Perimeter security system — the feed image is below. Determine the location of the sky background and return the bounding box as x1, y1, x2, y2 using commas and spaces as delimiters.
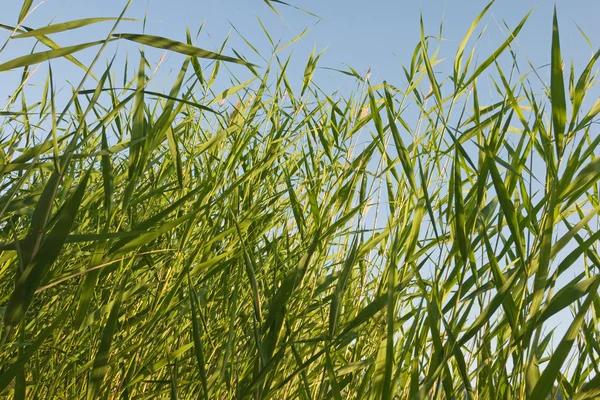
1, 0, 600, 101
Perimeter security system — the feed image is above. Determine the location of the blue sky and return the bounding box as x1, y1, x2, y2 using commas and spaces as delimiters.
1, 0, 599, 100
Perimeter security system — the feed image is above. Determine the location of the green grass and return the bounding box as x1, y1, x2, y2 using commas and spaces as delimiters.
0, 1, 600, 398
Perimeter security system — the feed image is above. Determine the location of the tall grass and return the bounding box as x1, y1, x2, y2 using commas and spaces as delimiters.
1, 1, 600, 398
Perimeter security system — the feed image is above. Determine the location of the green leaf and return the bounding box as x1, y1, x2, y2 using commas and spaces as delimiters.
17, 0, 33, 24
208, 78, 255, 106
454, 1, 494, 87
0, 40, 109, 72
13, 18, 137, 38
550, 7, 567, 156
113, 33, 253, 66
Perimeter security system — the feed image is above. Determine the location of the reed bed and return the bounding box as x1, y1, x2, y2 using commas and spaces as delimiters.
0, 1, 600, 398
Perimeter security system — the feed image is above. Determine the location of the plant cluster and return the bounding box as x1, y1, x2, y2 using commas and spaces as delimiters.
0, 1, 599, 399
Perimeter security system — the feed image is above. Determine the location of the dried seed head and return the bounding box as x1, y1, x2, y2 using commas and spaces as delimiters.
360, 106, 369, 119
230, 99, 242, 120
153, 52, 167, 75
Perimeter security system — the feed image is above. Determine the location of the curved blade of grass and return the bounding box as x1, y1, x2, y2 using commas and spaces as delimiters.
13, 18, 138, 38
113, 33, 253, 66
0, 40, 110, 72
17, 0, 34, 24
208, 78, 255, 106
454, 1, 494, 87
0, 23, 95, 78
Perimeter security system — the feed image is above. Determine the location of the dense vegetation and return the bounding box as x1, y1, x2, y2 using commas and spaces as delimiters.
0, 1, 600, 398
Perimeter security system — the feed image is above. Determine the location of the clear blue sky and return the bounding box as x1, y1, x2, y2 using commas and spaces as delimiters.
1, 0, 599, 101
